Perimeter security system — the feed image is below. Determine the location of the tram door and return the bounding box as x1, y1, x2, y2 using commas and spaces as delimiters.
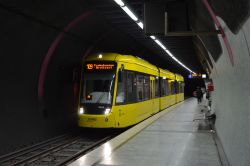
150, 76, 158, 114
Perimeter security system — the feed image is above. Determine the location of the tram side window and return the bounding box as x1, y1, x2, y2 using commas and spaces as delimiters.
136, 74, 144, 101
178, 82, 182, 93
166, 79, 169, 96
180, 82, 185, 93
176, 82, 179, 94
168, 80, 172, 95
161, 78, 168, 96
171, 81, 176, 94
116, 71, 126, 104
161, 79, 168, 96
126, 71, 137, 103
144, 75, 150, 100
155, 77, 160, 97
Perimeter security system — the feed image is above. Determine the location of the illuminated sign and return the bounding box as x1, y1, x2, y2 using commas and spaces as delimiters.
189, 73, 207, 79
192, 73, 198, 77
85, 63, 115, 71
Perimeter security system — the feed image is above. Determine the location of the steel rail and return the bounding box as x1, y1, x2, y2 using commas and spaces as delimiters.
55, 135, 113, 166
0, 133, 71, 164
11, 137, 80, 166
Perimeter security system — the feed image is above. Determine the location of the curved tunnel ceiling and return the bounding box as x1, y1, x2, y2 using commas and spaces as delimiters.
87, 0, 206, 76
87, 0, 250, 76
0, 0, 209, 77
1, 0, 245, 78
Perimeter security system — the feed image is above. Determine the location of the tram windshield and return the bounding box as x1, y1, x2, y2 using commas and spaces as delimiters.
81, 72, 115, 105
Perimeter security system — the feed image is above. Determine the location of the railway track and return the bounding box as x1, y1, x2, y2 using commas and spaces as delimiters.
0, 130, 119, 166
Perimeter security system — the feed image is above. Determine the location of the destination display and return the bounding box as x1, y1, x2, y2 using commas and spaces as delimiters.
85, 63, 116, 71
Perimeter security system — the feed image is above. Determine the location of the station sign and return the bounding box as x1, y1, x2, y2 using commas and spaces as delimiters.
188, 73, 207, 79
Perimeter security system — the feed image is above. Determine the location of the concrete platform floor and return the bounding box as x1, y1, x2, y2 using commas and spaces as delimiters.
70, 98, 221, 166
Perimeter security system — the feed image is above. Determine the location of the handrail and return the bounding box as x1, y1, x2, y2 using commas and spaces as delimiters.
202, 0, 234, 66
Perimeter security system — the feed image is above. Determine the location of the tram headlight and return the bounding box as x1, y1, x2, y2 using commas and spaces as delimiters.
98, 54, 103, 58
104, 108, 111, 115
79, 107, 85, 114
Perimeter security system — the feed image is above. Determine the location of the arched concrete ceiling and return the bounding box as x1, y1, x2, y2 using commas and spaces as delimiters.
85, 0, 250, 75
0, 0, 206, 78
88, 0, 204, 76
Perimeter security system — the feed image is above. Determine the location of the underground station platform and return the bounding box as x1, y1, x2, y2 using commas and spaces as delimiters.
69, 98, 222, 166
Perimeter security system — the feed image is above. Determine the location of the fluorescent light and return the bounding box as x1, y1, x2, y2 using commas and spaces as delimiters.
121, 6, 138, 21
164, 49, 195, 73
164, 50, 173, 57
150, 35, 156, 40
114, 0, 125, 6
154, 40, 166, 50
112, 0, 196, 74
172, 56, 178, 61
137, 22, 143, 29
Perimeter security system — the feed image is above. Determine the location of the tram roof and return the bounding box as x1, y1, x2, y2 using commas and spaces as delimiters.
85, 53, 182, 79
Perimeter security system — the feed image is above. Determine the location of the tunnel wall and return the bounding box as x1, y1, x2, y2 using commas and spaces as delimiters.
0, 1, 91, 154
210, 18, 250, 166
0, 0, 160, 155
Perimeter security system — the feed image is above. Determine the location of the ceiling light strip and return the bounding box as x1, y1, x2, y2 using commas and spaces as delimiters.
113, 0, 196, 74
137, 22, 143, 29
154, 40, 166, 50
121, 6, 138, 21
150, 35, 156, 40
114, 0, 125, 6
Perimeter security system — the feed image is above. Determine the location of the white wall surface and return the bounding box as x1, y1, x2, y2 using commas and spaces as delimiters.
210, 18, 250, 166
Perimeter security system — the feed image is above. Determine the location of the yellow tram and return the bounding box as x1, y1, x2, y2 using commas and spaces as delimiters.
78, 53, 184, 128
